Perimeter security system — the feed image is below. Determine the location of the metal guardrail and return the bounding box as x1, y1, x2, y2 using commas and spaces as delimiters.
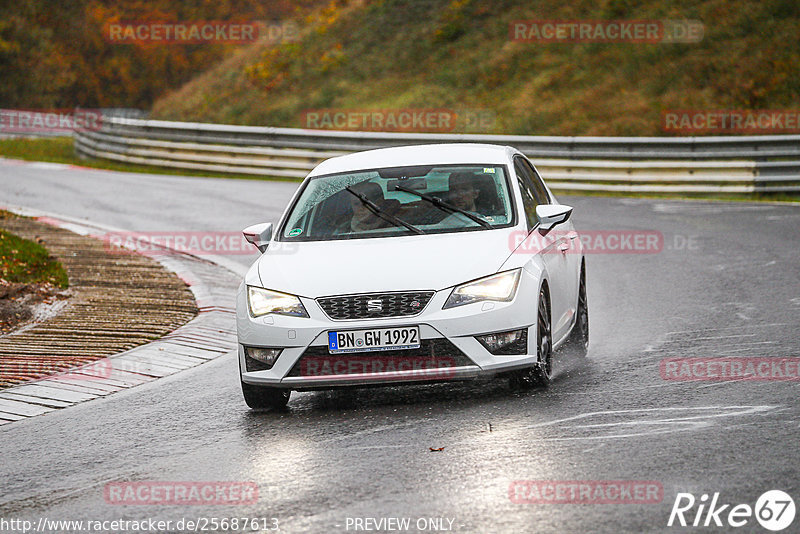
74, 117, 800, 194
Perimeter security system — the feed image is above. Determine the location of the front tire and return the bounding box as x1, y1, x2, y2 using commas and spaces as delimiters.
241, 381, 290, 410
509, 287, 553, 388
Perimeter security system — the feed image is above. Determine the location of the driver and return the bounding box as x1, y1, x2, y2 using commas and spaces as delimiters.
339, 181, 387, 233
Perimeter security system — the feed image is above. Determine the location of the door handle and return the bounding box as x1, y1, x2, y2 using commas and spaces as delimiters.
558, 243, 570, 253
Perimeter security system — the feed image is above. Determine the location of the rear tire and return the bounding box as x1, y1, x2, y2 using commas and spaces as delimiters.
241, 381, 290, 410
509, 287, 553, 389
567, 262, 589, 356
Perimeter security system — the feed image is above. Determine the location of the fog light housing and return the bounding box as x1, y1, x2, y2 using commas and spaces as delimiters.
475, 328, 528, 355
244, 346, 283, 371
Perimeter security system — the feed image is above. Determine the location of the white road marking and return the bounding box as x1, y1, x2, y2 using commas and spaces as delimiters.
663, 323, 787, 336
707, 346, 784, 354
27, 162, 70, 170
526, 405, 778, 441
688, 333, 756, 341
708, 341, 776, 347
695, 380, 759, 389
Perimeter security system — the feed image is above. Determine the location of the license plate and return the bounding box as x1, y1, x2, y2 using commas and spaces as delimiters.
328, 326, 420, 354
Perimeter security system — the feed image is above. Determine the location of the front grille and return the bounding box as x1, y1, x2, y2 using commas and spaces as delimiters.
287, 338, 474, 377
317, 291, 435, 320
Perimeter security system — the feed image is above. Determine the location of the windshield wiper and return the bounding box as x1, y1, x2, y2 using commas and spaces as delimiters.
344, 187, 425, 235
392, 184, 492, 229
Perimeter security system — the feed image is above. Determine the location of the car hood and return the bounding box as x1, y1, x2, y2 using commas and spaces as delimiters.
255, 229, 516, 297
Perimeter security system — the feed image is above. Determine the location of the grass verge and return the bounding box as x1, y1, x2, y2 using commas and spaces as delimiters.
0, 211, 68, 288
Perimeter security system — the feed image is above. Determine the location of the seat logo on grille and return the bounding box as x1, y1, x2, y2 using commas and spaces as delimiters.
367, 299, 383, 312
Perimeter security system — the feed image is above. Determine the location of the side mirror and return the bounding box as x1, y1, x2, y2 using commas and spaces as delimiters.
242, 222, 273, 253
536, 204, 573, 232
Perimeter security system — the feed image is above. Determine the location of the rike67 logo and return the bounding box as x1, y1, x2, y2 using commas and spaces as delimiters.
668, 490, 795, 531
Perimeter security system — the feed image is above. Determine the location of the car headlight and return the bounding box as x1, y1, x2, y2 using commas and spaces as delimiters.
247, 286, 309, 318
443, 269, 522, 309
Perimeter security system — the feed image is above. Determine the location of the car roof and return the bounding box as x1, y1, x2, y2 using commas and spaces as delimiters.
308, 143, 521, 177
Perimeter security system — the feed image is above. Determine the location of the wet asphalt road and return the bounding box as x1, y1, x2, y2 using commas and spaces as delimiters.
1, 161, 799, 533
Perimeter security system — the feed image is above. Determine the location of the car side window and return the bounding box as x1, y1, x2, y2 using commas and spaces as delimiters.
520, 157, 550, 205
514, 157, 539, 229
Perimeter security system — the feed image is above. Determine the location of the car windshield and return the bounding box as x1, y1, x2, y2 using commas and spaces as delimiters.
280, 164, 514, 241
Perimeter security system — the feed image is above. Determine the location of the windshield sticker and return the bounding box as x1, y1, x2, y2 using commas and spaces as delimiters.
288, 228, 303, 237
483, 167, 495, 174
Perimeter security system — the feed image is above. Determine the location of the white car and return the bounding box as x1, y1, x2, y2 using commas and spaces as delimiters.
236, 144, 588, 409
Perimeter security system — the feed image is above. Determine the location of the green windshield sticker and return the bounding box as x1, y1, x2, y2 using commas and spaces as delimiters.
483, 167, 495, 173
288, 228, 303, 237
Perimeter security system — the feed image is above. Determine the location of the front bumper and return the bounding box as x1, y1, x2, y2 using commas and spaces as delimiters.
236, 275, 539, 389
